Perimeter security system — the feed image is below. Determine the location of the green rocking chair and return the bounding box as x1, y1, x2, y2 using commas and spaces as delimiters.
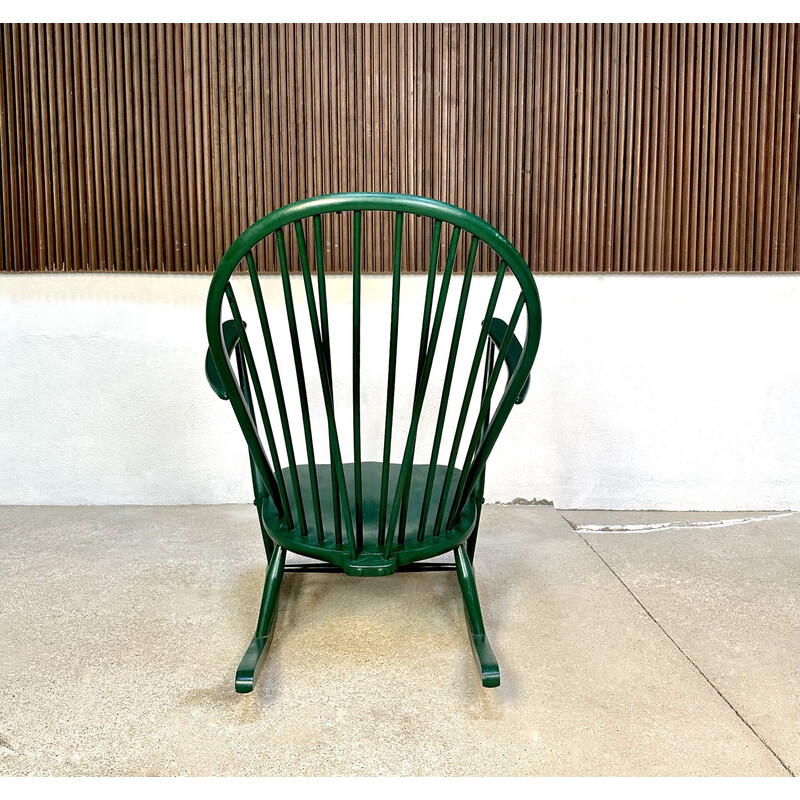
205, 193, 542, 692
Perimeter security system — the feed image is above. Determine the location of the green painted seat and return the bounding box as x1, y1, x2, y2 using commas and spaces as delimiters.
261, 462, 476, 574
205, 192, 542, 692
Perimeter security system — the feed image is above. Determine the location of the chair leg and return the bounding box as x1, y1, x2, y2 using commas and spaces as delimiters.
465, 504, 483, 562
454, 544, 500, 688
255, 507, 276, 561
235, 546, 286, 693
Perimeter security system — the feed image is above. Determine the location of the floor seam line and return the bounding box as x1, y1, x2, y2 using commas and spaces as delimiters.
569, 521, 795, 777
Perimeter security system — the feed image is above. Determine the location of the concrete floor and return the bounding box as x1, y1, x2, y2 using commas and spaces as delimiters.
0, 504, 796, 776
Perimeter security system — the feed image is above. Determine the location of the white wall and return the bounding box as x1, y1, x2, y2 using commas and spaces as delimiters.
1, 272, 798, 510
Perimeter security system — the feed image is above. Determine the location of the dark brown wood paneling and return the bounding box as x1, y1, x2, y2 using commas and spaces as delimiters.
0, 22, 797, 272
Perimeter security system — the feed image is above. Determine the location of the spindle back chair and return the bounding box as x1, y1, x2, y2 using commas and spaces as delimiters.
205, 193, 542, 692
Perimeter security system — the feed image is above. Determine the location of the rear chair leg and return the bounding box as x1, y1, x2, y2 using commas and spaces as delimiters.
465, 503, 483, 561
236, 546, 286, 693
454, 544, 500, 688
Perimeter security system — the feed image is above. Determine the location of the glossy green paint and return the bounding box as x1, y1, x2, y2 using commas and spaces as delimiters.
446, 295, 528, 530
260, 462, 477, 575
455, 544, 500, 687
204, 192, 542, 692
488, 317, 531, 404
235, 545, 286, 693
204, 319, 242, 400
425, 266, 507, 543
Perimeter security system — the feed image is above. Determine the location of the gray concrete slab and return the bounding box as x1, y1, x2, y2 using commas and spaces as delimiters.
0, 505, 791, 776
570, 509, 799, 775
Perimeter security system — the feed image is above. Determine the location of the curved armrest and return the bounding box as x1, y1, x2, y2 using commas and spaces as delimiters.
487, 318, 530, 404
205, 320, 244, 400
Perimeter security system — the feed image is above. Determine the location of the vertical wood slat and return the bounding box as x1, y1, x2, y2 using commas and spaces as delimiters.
0, 22, 797, 272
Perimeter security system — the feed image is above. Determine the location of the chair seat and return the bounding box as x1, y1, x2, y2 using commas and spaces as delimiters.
260, 461, 478, 574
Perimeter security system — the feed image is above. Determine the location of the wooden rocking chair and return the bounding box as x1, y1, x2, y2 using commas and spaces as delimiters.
205, 193, 542, 692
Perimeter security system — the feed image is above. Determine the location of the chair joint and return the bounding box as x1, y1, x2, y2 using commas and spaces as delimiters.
342, 553, 399, 577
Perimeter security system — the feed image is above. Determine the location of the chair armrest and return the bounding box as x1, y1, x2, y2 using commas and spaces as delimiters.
205, 320, 245, 400
487, 317, 530, 404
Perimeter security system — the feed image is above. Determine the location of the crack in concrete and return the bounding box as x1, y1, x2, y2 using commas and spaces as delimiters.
566, 516, 795, 777
563, 511, 798, 535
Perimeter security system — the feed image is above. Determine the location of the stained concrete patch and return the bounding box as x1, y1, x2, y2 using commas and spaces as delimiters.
561, 510, 795, 530
573, 509, 799, 775
563, 511, 798, 535
0, 504, 792, 776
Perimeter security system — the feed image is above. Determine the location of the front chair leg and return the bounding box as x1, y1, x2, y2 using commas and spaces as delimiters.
454, 544, 500, 688
235, 546, 286, 693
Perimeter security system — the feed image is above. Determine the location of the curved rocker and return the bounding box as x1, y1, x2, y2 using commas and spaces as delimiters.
455, 544, 500, 688
235, 546, 286, 693
204, 193, 542, 692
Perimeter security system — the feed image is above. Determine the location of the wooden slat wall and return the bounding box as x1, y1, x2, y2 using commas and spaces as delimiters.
0, 22, 798, 273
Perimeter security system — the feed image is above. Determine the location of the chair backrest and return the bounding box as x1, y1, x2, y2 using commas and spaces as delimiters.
206, 192, 542, 561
